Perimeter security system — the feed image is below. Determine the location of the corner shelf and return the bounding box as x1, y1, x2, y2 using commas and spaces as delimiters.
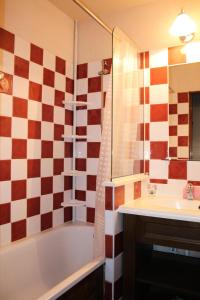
62, 134, 87, 140
61, 200, 86, 207
63, 101, 90, 106
61, 170, 87, 176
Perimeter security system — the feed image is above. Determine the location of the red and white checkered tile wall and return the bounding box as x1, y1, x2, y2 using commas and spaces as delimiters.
0, 27, 73, 246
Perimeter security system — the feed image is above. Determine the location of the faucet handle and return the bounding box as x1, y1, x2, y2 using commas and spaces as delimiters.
187, 183, 194, 200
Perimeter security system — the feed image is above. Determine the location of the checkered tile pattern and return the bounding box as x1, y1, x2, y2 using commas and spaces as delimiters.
0, 27, 73, 246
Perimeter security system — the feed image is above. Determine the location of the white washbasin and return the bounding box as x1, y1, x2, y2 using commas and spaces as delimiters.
146, 197, 200, 211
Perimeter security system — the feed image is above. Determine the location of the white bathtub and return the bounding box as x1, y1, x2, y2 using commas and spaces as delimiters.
0, 222, 104, 300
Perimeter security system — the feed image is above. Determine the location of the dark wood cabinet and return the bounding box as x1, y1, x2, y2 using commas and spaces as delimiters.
123, 214, 200, 300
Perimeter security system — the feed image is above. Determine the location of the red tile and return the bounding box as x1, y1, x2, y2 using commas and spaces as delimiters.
178, 114, 188, 124
150, 104, 168, 122
169, 104, 177, 114
115, 232, 123, 256
88, 109, 101, 125
41, 141, 53, 158
14, 56, 29, 79
88, 77, 101, 93
103, 58, 112, 74
150, 179, 168, 184
150, 141, 168, 159
105, 235, 113, 258
178, 92, 188, 103
53, 159, 64, 175
11, 180, 26, 201
27, 197, 40, 217
139, 52, 144, 69
168, 46, 186, 65
105, 282, 112, 300
66, 77, 74, 94
87, 175, 96, 191
13, 97, 28, 118
75, 190, 86, 201
65, 142, 73, 157
0, 28, 15, 53
169, 147, 177, 157
53, 192, 63, 210
0, 203, 10, 224
75, 158, 86, 171
27, 159, 40, 178
12, 139, 27, 159
0, 116, 11, 137
56, 56, 65, 75
169, 160, 187, 180
55, 90, 64, 107
140, 87, 144, 104
145, 160, 149, 173
0, 72, 13, 95
87, 142, 100, 158
64, 207, 72, 222
178, 136, 188, 146
169, 126, 177, 136
41, 212, 52, 231
115, 186, 125, 209
76, 126, 87, 136
145, 123, 149, 140
42, 104, 53, 122
64, 176, 72, 190
145, 51, 149, 68
114, 277, 123, 300
11, 219, 26, 241
29, 81, 42, 101
87, 207, 95, 223
28, 120, 41, 139
65, 109, 73, 125
41, 177, 53, 195
30, 43, 43, 65
134, 181, 141, 199
0, 160, 11, 181
150, 67, 168, 85
43, 68, 55, 87
145, 87, 149, 104
54, 124, 64, 140
77, 63, 88, 79
105, 187, 113, 210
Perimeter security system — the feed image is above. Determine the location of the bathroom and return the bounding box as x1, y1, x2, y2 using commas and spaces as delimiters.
1, 0, 200, 299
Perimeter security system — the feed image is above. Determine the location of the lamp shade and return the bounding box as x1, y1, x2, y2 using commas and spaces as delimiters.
169, 10, 196, 37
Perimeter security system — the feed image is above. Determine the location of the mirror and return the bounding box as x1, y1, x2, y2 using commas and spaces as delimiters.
169, 62, 200, 160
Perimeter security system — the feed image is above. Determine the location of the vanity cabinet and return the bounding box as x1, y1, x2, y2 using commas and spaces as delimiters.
123, 214, 200, 300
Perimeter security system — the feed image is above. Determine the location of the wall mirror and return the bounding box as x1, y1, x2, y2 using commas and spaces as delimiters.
169, 62, 200, 160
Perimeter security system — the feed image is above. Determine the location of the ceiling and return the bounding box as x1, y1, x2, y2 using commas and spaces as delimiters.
49, 0, 158, 20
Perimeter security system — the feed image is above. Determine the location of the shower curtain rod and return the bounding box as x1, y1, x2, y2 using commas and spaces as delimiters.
73, 0, 113, 34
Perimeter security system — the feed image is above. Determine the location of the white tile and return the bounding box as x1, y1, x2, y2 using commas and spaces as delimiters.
144, 104, 150, 123
11, 159, 27, 180
41, 122, 54, 141
67, 63, 73, 79
0, 94, 12, 116
114, 254, 123, 281
41, 159, 53, 177
64, 158, 72, 171
150, 160, 169, 179
178, 103, 189, 114
11, 199, 26, 222
75, 176, 87, 190
149, 84, 168, 104
125, 183, 134, 202
76, 78, 87, 95
87, 125, 101, 141
169, 114, 178, 126
157, 179, 187, 197
41, 194, 53, 214
105, 211, 114, 235
29, 62, 43, 84
27, 178, 41, 198
12, 117, 28, 138
103, 74, 111, 93
64, 125, 72, 136
169, 92, 177, 104
55, 72, 65, 91
76, 142, 87, 158
144, 69, 150, 87
0, 223, 11, 246
27, 215, 41, 237
169, 136, 178, 147
87, 92, 102, 109
86, 191, 96, 207
28, 100, 42, 121
53, 208, 64, 227
53, 141, 64, 158
149, 49, 168, 67
14, 36, 30, 60
178, 125, 189, 136
53, 175, 64, 193
178, 146, 189, 159
27, 139, 41, 159
87, 158, 99, 175
42, 85, 55, 106
187, 161, 200, 181
0, 49, 14, 74
64, 190, 73, 202
43, 50, 55, 71
88, 61, 102, 78
54, 106, 65, 125
0, 137, 11, 159
76, 109, 87, 126
150, 122, 168, 141
13, 76, 29, 98
105, 258, 114, 282
76, 206, 86, 222
0, 181, 11, 204
144, 141, 150, 160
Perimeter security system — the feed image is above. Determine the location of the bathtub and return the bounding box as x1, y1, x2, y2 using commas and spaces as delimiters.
0, 222, 104, 300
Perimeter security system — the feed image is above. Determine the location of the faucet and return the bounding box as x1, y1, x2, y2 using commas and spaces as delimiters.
187, 183, 194, 200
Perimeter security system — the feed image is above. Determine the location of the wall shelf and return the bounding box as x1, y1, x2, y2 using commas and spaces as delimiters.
61, 200, 86, 207
63, 101, 90, 106
61, 170, 87, 176
62, 134, 87, 140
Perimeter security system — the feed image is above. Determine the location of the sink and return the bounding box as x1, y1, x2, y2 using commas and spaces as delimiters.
146, 197, 200, 211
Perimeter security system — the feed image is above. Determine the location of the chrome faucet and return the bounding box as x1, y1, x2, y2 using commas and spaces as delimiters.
187, 183, 194, 200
